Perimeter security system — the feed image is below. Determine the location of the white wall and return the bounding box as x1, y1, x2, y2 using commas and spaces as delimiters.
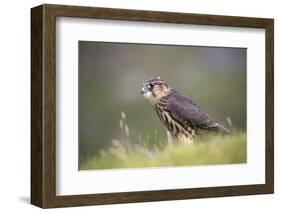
0, 0, 279, 212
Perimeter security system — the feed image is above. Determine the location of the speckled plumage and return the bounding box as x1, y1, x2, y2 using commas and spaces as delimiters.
141, 77, 230, 143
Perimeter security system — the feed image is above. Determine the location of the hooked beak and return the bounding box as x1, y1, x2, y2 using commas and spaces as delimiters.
141, 86, 148, 95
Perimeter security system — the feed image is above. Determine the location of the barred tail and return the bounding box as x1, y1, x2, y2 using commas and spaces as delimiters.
206, 123, 231, 134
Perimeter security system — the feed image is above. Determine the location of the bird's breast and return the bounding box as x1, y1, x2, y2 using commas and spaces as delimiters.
154, 103, 196, 141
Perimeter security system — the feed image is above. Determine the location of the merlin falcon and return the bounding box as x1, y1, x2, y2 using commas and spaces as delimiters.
141, 77, 230, 144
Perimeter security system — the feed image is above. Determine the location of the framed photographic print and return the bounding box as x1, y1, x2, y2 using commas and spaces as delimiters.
31, 4, 274, 208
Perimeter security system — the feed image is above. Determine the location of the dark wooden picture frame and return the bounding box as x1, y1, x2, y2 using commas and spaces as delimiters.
31, 4, 274, 208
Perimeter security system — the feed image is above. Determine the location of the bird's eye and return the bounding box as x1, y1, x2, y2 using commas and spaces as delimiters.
147, 83, 153, 90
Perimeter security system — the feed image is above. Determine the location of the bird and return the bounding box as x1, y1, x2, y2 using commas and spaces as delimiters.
141, 77, 230, 144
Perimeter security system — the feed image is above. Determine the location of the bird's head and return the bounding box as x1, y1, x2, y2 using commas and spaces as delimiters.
141, 77, 170, 103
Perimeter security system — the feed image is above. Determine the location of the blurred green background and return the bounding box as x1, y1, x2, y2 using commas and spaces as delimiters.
78, 41, 246, 164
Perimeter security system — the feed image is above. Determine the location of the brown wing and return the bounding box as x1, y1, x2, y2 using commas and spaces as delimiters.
166, 89, 218, 130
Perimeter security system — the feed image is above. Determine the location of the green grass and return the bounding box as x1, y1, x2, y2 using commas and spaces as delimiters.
80, 132, 246, 170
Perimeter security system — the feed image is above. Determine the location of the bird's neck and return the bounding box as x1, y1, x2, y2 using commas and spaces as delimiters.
151, 88, 172, 106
